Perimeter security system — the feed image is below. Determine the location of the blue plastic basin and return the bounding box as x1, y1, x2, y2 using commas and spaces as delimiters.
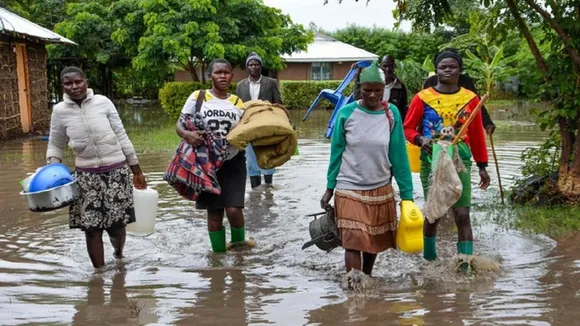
28, 163, 75, 193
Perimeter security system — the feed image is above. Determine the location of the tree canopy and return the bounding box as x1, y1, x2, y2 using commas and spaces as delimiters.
331, 25, 445, 63
0, 0, 67, 30
113, 0, 312, 82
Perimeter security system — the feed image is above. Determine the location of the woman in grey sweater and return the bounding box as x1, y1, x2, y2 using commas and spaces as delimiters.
47, 66, 147, 269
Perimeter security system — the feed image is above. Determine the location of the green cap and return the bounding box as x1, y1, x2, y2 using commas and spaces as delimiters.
359, 63, 384, 84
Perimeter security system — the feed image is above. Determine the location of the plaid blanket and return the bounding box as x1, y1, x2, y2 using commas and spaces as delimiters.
163, 112, 226, 201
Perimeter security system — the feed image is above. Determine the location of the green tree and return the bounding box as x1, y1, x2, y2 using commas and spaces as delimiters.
464, 46, 516, 98
510, 31, 547, 98
48, 0, 131, 98
47, 0, 176, 98
455, 44, 516, 98
1, 0, 69, 30
396, 59, 428, 96
115, 0, 312, 82
331, 25, 444, 63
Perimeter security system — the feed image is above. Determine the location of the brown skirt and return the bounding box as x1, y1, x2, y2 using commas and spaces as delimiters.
334, 184, 397, 254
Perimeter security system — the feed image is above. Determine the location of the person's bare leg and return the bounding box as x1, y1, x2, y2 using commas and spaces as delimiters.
225, 207, 244, 229
345, 249, 362, 272
423, 218, 440, 237
453, 207, 473, 242
106, 226, 126, 259
362, 252, 377, 275
85, 230, 105, 268
207, 209, 225, 232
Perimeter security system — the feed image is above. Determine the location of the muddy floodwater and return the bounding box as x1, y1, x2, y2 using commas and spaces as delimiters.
0, 103, 578, 325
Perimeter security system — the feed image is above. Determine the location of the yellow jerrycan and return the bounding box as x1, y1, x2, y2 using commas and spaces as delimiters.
397, 200, 424, 253
406, 142, 421, 173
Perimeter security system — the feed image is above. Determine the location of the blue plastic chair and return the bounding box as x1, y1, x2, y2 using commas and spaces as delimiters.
302, 60, 373, 138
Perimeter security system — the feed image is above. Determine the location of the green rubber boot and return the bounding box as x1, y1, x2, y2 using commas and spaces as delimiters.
231, 226, 245, 243
423, 236, 437, 261
457, 241, 474, 273
209, 228, 226, 253
228, 226, 255, 250
458, 241, 473, 255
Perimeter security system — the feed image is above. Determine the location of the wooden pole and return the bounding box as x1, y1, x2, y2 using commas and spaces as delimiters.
489, 134, 505, 205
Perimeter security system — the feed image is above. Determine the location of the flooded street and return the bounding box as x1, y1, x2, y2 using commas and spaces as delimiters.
0, 104, 578, 325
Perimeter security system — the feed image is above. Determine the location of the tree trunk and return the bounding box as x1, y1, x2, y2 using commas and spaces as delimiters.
557, 117, 580, 200
187, 60, 200, 81
558, 168, 580, 200
505, 0, 549, 79
107, 66, 113, 99
101, 65, 113, 99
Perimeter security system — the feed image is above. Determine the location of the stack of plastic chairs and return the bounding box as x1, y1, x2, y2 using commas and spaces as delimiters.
302, 60, 372, 138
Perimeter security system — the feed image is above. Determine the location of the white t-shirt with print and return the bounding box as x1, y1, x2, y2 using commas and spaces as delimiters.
181, 90, 245, 160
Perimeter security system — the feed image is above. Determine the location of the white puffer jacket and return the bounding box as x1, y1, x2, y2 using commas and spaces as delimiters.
46, 89, 139, 168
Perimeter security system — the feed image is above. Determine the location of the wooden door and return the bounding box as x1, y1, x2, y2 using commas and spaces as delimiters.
15, 43, 32, 133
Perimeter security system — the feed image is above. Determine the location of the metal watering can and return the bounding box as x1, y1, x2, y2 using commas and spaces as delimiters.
301, 207, 341, 252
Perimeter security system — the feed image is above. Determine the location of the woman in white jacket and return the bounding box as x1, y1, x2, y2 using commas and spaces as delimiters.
46, 66, 147, 269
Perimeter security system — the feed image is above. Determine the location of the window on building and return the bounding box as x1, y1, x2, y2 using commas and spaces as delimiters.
311, 62, 332, 80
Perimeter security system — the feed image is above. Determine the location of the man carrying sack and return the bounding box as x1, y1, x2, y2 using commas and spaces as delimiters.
236, 52, 283, 188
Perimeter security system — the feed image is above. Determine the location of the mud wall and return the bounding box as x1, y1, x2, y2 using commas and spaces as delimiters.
27, 43, 49, 133
0, 39, 21, 139
0, 36, 50, 140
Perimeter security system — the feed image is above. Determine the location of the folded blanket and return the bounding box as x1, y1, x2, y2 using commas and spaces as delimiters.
163, 112, 226, 201
227, 100, 297, 169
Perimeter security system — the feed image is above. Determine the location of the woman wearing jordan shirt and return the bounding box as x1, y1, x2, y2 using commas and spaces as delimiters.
176, 58, 251, 253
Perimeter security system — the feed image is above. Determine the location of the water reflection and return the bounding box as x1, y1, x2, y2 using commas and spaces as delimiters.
245, 187, 279, 230
72, 265, 132, 325
307, 295, 428, 325
176, 269, 247, 325
487, 100, 549, 122
116, 101, 168, 128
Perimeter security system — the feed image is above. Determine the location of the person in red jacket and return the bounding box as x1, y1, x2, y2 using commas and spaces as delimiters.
403, 51, 490, 270
423, 48, 496, 135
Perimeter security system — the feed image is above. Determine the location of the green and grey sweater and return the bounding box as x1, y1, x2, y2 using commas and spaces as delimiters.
326, 101, 413, 200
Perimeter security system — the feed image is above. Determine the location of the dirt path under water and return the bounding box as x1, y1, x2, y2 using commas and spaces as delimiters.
0, 114, 578, 325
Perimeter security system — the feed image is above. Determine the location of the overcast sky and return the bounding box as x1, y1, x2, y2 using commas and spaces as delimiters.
263, 0, 411, 32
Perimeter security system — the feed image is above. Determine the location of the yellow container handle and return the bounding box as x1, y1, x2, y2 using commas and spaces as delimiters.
400, 200, 423, 220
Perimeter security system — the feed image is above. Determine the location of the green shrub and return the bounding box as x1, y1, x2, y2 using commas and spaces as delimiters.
158, 81, 237, 119
159, 80, 354, 117
280, 80, 354, 110
510, 131, 562, 205
396, 59, 428, 98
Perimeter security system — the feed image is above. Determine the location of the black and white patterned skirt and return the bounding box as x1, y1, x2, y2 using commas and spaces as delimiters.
69, 166, 136, 231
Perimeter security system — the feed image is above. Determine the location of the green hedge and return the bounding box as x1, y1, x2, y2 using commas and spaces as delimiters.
158, 80, 353, 119
280, 80, 353, 110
